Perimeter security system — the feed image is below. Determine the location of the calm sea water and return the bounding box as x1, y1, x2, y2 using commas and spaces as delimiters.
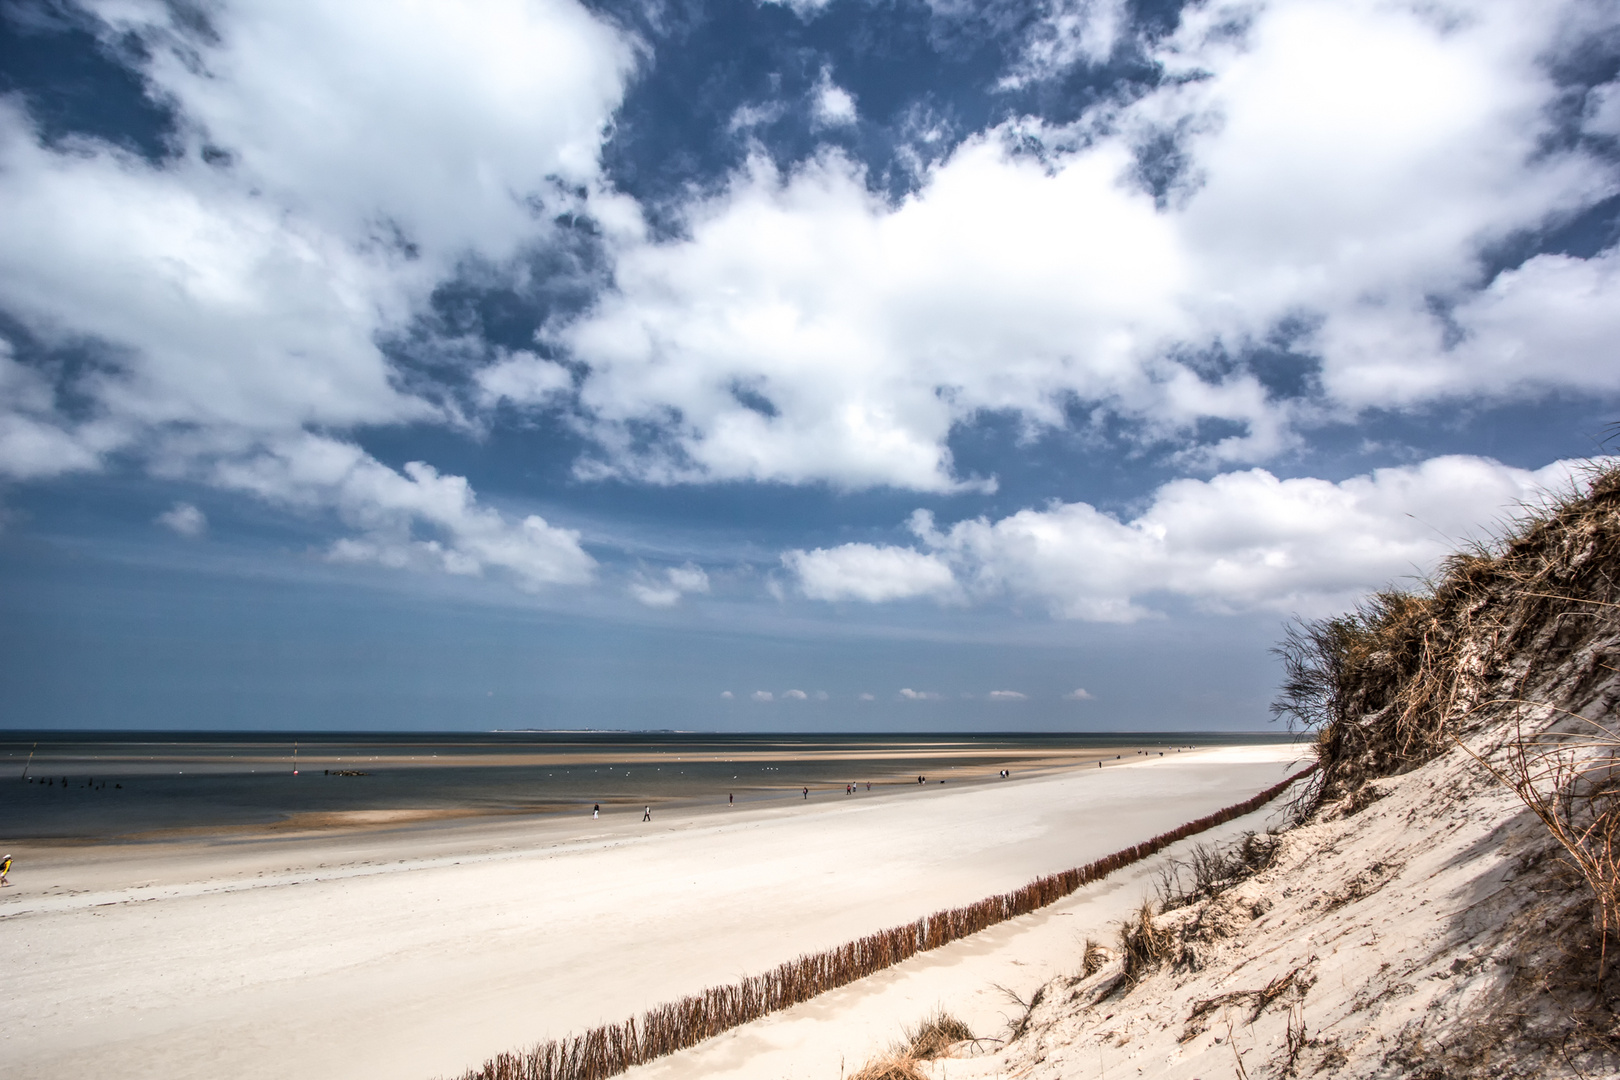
0, 730, 1297, 840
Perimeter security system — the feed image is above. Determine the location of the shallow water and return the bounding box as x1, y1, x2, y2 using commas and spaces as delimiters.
0, 729, 1295, 839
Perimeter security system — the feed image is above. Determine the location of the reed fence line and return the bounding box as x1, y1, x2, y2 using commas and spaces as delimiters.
452, 764, 1317, 1080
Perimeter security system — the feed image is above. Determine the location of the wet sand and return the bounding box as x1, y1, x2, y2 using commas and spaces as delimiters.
0, 743, 1306, 1080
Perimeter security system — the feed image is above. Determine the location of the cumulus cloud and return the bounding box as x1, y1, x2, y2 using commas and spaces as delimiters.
783, 688, 809, 700
720, 690, 734, 699
156, 502, 208, 538
1065, 688, 1095, 701
629, 562, 712, 607
556, 0, 1619, 490
788, 454, 1587, 621
782, 543, 957, 602
212, 434, 594, 590
987, 690, 1027, 700
858, 692, 876, 701
899, 688, 944, 700
0, 0, 630, 588
752, 690, 774, 702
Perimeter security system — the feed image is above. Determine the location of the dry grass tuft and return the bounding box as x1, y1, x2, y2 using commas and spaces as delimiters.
903, 1011, 973, 1060
848, 1051, 929, 1080
1081, 937, 1109, 977
847, 1011, 974, 1080
1119, 899, 1173, 983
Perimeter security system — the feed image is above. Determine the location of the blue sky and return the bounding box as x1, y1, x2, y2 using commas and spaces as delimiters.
1, 0, 1617, 731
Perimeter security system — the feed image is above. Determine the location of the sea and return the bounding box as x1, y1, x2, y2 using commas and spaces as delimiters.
0, 729, 1299, 840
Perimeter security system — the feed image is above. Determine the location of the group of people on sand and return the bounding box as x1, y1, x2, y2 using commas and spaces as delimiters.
584, 767, 1030, 821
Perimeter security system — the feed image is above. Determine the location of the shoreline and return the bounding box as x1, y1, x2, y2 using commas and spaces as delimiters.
1, 734, 1290, 844
2, 743, 1307, 1080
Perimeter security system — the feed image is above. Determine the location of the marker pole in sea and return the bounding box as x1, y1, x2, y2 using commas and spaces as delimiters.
21, 742, 36, 780
293, 739, 299, 776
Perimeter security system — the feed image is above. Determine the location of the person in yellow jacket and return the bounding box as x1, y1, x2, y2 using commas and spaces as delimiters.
1, 853, 11, 887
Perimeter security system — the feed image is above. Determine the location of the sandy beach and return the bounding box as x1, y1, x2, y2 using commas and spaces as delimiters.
1, 744, 1305, 1080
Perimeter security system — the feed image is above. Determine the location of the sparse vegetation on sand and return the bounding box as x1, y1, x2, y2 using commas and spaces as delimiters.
847, 1011, 977, 1080
447, 767, 1312, 1080
1274, 461, 1620, 977
928, 461, 1620, 1080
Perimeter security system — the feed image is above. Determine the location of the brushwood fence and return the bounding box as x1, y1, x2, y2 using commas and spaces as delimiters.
451, 764, 1317, 1080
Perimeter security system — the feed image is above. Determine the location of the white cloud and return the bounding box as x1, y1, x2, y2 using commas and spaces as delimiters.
899, 688, 944, 700
0, 341, 106, 480
88, 0, 633, 263
211, 433, 595, 590
0, 0, 630, 590
810, 68, 858, 129
792, 454, 1588, 621
720, 690, 734, 699
783, 688, 809, 700
156, 502, 208, 538
628, 562, 711, 607
557, 0, 1620, 491
760, 0, 835, 19
1065, 688, 1095, 700
1588, 81, 1620, 137
476, 351, 575, 407
1000, 0, 1127, 87
728, 101, 788, 134
782, 543, 957, 602
987, 690, 1027, 700
752, 690, 774, 702
858, 692, 876, 701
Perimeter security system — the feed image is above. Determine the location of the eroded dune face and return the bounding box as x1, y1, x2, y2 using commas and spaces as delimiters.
939, 469, 1620, 1080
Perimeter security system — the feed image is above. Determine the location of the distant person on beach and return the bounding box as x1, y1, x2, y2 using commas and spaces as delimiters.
1, 853, 11, 887
802, 787, 808, 800
728, 793, 733, 806
642, 805, 651, 821
593, 804, 599, 819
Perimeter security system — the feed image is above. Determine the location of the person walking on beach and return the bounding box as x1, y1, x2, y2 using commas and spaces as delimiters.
593, 803, 599, 819
0, 853, 11, 887
728, 793, 733, 806
802, 786, 808, 800
642, 805, 651, 822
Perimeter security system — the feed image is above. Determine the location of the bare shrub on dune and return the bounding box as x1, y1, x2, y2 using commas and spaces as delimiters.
1156, 832, 1282, 911
1457, 706, 1620, 978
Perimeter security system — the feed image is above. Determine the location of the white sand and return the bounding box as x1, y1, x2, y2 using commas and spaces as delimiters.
0, 744, 1304, 1080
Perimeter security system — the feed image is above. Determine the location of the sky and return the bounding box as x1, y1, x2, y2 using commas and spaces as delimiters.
0, 0, 1617, 733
